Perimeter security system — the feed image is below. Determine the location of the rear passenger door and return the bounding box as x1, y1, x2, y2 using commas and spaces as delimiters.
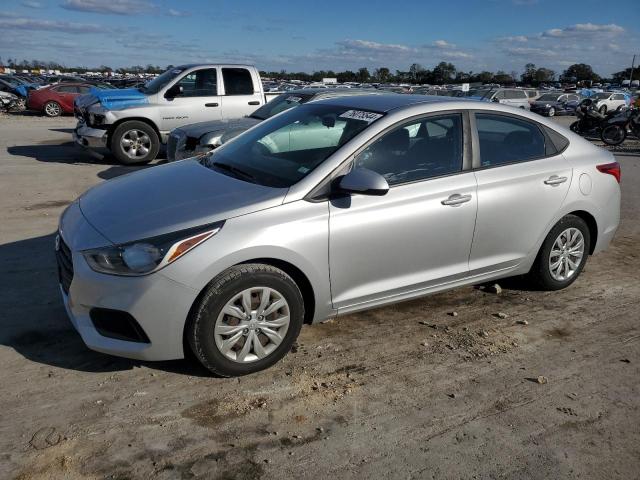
220, 67, 263, 119
55, 85, 79, 111
469, 112, 572, 274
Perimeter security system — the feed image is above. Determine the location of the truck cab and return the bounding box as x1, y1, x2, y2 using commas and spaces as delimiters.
73, 64, 276, 164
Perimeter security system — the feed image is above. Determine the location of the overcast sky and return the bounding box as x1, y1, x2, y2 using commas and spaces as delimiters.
1, 0, 638, 76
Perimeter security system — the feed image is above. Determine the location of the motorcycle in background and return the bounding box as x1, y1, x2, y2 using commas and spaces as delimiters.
570, 98, 614, 136
600, 107, 640, 146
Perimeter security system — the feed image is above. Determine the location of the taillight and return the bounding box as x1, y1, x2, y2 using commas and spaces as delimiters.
597, 162, 621, 183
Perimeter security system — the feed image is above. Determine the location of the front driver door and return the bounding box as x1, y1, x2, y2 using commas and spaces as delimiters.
329, 112, 478, 311
160, 68, 222, 132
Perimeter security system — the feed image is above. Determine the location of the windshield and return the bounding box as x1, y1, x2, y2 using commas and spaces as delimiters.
538, 93, 561, 101
203, 104, 384, 188
140, 67, 186, 95
594, 93, 610, 100
250, 93, 313, 120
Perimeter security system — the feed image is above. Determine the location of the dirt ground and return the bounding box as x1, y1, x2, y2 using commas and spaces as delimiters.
1, 111, 639, 480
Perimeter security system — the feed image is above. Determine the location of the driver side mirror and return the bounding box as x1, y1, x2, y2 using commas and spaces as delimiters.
165, 84, 183, 99
338, 168, 389, 196
492, 97, 500, 103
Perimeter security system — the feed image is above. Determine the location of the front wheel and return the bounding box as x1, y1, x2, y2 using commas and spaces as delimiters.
599, 105, 607, 114
601, 124, 627, 146
527, 215, 590, 291
569, 121, 580, 133
110, 121, 159, 164
548, 107, 555, 117
187, 264, 305, 377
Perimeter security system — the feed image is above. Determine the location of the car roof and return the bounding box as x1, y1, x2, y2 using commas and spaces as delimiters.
311, 93, 473, 113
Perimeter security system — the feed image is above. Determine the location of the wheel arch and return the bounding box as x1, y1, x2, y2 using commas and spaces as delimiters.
567, 210, 598, 254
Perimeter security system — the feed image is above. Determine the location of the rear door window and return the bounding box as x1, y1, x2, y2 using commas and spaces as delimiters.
56, 85, 78, 93
222, 68, 254, 95
475, 113, 546, 167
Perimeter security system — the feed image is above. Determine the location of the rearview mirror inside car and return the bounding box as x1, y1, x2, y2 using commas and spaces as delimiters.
338, 168, 389, 196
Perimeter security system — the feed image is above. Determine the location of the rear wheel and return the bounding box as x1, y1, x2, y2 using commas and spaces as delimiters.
528, 215, 590, 291
601, 124, 627, 146
187, 264, 305, 377
110, 121, 159, 165
43, 101, 61, 117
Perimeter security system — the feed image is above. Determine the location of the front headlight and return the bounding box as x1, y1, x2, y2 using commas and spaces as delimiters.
82, 221, 224, 276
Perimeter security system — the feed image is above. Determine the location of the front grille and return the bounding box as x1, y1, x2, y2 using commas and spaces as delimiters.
55, 234, 73, 294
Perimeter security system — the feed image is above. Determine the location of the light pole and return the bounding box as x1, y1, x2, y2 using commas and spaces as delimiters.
630, 54, 636, 84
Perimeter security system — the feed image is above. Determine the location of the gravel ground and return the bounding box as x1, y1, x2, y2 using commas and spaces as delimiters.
0, 111, 639, 480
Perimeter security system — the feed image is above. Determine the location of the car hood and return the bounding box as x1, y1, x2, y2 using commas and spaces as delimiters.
78, 159, 287, 245
177, 117, 261, 139
85, 87, 149, 110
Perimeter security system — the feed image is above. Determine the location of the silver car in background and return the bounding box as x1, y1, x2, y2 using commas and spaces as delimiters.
57, 95, 620, 376
167, 88, 383, 161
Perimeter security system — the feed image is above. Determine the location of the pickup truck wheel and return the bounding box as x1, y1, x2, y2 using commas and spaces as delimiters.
44, 101, 61, 117
111, 121, 159, 164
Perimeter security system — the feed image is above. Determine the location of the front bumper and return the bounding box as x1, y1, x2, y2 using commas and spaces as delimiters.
73, 122, 108, 149
58, 213, 200, 361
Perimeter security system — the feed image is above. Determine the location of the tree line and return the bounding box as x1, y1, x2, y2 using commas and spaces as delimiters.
1, 57, 636, 85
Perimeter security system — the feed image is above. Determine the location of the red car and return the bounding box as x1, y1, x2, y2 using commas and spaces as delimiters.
27, 83, 93, 117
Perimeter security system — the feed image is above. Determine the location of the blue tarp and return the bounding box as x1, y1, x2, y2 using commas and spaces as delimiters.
89, 87, 149, 110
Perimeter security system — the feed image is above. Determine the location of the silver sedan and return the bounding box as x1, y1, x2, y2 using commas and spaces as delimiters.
56, 95, 620, 376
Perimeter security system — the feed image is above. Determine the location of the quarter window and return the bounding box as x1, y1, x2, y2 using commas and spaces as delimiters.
56, 85, 78, 93
176, 68, 218, 97
222, 68, 254, 95
476, 114, 546, 167
355, 113, 463, 185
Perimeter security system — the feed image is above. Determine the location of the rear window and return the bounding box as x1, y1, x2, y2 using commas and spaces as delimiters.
222, 68, 254, 95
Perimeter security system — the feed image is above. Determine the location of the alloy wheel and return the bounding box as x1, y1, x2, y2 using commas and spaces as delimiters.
45, 102, 60, 116
548, 228, 585, 282
214, 287, 290, 363
120, 129, 152, 160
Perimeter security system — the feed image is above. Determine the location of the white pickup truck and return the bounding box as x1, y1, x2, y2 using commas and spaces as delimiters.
73, 64, 278, 164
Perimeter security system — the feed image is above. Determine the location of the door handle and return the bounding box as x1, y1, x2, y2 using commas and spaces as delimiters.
205, 102, 219, 107
441, 194, 472, 206
544, 175, 568, 186
248, 101, 260, 105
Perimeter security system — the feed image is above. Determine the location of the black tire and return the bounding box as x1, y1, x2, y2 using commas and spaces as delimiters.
599, 105, 607, 114
110, 120, 159, 165
43, 100, 61, 117
187, 264, 305, 377
569, 121, 580, 133
601, 124, 627, 146
548, 107, 555, 117
528, 215, 591, 291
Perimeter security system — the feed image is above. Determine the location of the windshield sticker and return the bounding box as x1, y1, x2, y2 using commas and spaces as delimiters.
286, 96, 302, 103
298, 166, 310, 174
339, 110, 383, 123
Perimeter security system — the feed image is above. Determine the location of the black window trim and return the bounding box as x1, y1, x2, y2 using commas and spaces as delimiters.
305, 109, 472, 201
469, 110, 569, 171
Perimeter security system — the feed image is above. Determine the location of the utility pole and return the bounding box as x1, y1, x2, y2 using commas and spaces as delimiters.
630, 54, 636, 84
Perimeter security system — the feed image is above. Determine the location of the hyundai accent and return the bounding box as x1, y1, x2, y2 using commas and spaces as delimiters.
56, 95, 621, 376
